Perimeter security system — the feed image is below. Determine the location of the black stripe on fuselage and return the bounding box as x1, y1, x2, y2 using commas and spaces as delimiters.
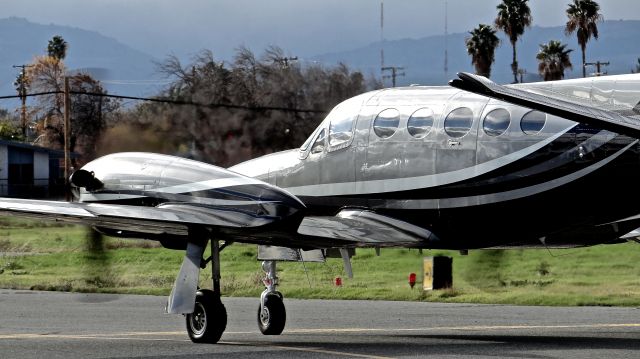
297, 131, 639, 213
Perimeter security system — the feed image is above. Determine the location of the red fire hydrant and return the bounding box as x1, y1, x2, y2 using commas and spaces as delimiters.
409, 273, 417, 289
335, 277, 342, 286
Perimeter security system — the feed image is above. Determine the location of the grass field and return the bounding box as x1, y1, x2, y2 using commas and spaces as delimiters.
1, 218, 640, 306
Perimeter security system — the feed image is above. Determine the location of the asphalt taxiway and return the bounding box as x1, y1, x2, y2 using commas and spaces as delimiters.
1, 290, 639, 358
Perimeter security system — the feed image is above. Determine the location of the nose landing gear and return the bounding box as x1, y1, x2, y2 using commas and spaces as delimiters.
257, 260, 286, 335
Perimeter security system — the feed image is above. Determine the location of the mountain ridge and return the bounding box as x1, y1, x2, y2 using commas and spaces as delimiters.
313, 20, 640, 85
0, 17, 162, 106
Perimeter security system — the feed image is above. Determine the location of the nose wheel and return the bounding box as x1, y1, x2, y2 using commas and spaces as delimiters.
258, 292, 286, 335
258, 261, 286, 335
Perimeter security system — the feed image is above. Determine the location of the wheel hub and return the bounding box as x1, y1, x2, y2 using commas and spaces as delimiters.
189, 302, 207, 336
259, 306, 270, 326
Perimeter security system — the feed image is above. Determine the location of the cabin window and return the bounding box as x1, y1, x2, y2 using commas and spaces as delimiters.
521, 110, 546, 135
373, 108, 400, 139
444, 107, 473, 138
483, 108, 510, 137
407, 108, 434, 139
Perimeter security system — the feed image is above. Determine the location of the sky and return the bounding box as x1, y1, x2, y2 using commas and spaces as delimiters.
4, 0, 640, 61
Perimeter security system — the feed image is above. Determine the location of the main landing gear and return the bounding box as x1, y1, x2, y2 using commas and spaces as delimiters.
183, 239, 287, 343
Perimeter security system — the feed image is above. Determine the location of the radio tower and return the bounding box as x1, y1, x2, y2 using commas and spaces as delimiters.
380, 1, 385, 81
444, 0, 448, 79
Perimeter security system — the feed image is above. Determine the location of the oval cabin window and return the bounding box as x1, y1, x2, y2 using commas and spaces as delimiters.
521, 110, 547, 135
373, 108, 400, 139
444, 107, 473, 138
483, 108, 510, 137
407, 108, 434, 138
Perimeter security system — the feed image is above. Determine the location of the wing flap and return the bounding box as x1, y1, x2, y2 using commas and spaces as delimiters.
450, 72, 640, 138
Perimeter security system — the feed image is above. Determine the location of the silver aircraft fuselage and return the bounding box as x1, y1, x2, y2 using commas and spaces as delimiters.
229, 74, 640, 249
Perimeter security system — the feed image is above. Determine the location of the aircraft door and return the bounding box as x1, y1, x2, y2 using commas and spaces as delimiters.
435, 93, 486, 174
363, 107, 405, 182
363, 105, 442, 183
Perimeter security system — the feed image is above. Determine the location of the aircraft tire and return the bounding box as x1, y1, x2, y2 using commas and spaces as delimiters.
258, 293, 286, 335
186, 289, 227, 343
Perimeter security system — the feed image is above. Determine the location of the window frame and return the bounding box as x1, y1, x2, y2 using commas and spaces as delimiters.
520, 110, 547, 135
444, 107, 474, 138
372, 108, 401, 139
482, 108, 511, 137
407, 107, 435, 139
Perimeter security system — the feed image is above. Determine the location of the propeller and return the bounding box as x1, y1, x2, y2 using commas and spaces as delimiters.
460, 249, 507, 290
68, 168, 113, 291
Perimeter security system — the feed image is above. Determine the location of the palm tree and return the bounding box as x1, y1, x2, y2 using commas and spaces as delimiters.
465, 24, 501, 78
47, 35, 68, 61
536, 40, 573, 81
495, 0, 532, 83
565, 0, 603, 78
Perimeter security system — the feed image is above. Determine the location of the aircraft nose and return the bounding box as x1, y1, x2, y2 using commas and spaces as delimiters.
69, 169, 104, 191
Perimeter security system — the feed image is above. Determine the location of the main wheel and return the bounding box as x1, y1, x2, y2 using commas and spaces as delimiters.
258, 293, 286, 335
186, 289, 227, 343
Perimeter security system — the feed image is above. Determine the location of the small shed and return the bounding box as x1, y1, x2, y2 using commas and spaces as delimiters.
0, 140, 67, 198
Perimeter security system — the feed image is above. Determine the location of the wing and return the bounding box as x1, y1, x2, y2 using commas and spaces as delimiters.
449, 72, 640, 138
0, 198, 277, 238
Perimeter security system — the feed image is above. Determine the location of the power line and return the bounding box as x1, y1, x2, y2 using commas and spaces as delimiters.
0, 90, 326, 114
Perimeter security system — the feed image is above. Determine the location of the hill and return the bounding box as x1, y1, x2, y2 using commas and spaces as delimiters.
0, 17, 162, 108
313, 20, 640, 85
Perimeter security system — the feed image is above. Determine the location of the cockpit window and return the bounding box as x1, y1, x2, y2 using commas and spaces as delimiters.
407, 108, 434, 138
300, 126, 320, 152
521, 110, 546, 135
444, 107, 473, 138
311, 128, 326, 154
300, 94, 364, 156
373, 108, 400, 139
329, 113, 356, 151
483, 108, 511, 137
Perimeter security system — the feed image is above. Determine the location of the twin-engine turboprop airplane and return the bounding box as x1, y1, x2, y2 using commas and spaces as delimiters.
1, 72, 640, 343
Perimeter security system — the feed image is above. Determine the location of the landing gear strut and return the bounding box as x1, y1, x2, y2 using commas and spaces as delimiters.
185, 239, 227, 343
258, 261, 286, 335
182, 238, 286, 342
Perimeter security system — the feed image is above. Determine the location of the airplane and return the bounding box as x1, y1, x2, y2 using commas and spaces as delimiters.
1, 71, 640, 343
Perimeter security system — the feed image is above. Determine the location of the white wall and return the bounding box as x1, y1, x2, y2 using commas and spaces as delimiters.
34, 151, 49, 187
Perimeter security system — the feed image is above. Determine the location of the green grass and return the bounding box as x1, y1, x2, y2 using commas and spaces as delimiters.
1, 218, 640, 306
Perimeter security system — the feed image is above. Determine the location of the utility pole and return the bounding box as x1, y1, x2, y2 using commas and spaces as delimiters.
12, 64, 34, 138
585, 61, 610, 76
517, 68, 527, 83
64, 76, 71, 201
381, 66, 405, 87
274, 56, 298, 69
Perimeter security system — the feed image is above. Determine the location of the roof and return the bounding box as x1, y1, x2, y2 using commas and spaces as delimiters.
0, 139, 78, 158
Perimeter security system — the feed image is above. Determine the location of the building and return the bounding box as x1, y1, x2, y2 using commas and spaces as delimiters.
0, 140, 68, 198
